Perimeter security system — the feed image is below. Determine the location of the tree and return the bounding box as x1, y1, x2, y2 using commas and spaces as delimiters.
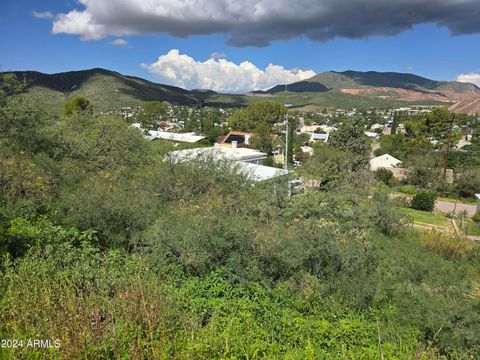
454, 169, 480, 198
228, 108, 251, 131
329, 120, 370, 169
137, 101, 168, 128
300, 143, 364, 190
287, 116, 296, 165
250, 122, 273, 154
246, 101, 287, 126
406, 153, 444, 191
228, 101, 287, 131
0, 73, 26, 107
200, 112, 221, 144
374, 168, 393, 185
411, 190, 436, 212
64, 96, 93, 117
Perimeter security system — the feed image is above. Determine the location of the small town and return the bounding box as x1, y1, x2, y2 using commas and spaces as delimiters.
2, 0, 480, 358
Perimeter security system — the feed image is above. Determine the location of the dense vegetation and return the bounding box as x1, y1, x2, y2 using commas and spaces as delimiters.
1, 74, 480, 358
374, 108, 480, 199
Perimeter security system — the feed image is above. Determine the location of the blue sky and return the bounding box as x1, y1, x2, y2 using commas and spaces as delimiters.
1, 0, 480, 92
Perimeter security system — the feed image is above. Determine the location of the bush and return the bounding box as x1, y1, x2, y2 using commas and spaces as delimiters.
411, 190, 436, 212
388, 177, 401, 188
374, 168, 393, 185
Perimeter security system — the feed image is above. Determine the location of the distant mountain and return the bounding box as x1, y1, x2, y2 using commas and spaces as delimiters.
2, 68, 200, 114
260, 70, 480, 105
3, 68, 480, 113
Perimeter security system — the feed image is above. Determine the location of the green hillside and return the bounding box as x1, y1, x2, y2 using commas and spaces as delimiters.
5, 68, 199, 114
1, 68, 463, 114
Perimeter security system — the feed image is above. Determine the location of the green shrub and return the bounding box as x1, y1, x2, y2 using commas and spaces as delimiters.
374, 168, 393, 185
411, 190, 436, 212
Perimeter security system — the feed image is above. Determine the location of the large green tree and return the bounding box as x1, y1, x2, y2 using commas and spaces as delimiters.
137, 101, 168, 128
64, 96, 93, 117
329, 120, 370, 169
228, 101, 286, 131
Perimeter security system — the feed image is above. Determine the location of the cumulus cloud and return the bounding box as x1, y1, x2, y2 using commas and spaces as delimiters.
457, 73, 480, 87
142, 49, 316, 93
32, 10, 53, 19
110, 38, 128, 46
51, 0, 480, 46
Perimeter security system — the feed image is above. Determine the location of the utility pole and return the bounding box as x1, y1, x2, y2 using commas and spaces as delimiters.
284, 112, 289, 170
443, 113, 456, 181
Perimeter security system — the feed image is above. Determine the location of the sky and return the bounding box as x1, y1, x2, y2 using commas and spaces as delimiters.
1, 0, 480, 93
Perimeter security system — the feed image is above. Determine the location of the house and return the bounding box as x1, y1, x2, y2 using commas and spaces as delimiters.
310, 133, 329, 143
131, 123, 206, 143
364, 131, 380, 139
454, 136, 472, 150
272, 135, 286, 155
369, 154, 402, 171
236, 162, 289, 182
220, 131, 252, 148
165, 142, 288, 182
146, 131, 206, 143
166, 141, 267, 165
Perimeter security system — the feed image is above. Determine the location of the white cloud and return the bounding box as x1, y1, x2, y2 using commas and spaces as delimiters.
53, 9, 104, 40
110, 38, 128, 46
32, 10, 53, 19
51, 0, 480, 46
457, 73, 480, 87
142, 49, 316, 93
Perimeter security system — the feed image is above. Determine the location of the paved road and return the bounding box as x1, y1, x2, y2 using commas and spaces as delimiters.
435, 200, 477, 217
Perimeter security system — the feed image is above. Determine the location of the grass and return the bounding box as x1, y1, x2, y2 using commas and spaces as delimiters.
462, 218, 480, 236
401, 208, 450, 227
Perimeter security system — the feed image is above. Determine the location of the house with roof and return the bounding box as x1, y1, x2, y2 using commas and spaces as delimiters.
309, 132, 329, 143
131, 123, 206, 144
220, 131, 252, 148
166, 141, 267, 165
166, 141, 288, 182
369, 154, 402, 171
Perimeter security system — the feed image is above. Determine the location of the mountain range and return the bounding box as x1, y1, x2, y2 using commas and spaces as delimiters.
2, 68, 480, 114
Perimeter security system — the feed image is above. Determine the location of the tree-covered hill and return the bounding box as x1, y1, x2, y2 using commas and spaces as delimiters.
1, 68, 467, 114
3, 68, 200, 114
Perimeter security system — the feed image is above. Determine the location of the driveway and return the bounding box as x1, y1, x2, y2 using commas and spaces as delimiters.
435, 200, 477, 217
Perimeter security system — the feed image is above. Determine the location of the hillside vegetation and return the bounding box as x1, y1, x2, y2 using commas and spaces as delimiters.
1, 68, 465, 115
1, 75, 480, 358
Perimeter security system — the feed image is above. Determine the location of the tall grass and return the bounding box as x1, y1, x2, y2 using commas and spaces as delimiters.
421, 230, 478, 259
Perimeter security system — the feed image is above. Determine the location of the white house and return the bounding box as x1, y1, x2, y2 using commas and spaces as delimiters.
364, 131, 380, 139
146, 130, 205, 143
131, 123, 205, 143
166, 141, 267, 165
369, 154, 402, 171
165, 141, 288, 182
310, 133, 329, 143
